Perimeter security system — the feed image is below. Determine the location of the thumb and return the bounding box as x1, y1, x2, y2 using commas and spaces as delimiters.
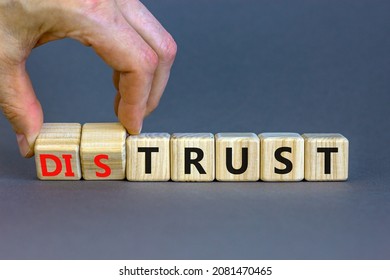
0, 62, 43, 157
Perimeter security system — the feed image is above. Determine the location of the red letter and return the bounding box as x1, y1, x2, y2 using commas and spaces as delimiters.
62, 154, 75, 177
40, 154, 62, 177
94, 154, 111, 177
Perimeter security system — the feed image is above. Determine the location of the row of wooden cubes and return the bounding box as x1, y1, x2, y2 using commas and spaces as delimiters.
34, 123, 349, 181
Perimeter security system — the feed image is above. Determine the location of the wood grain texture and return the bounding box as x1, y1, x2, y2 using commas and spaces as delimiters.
215, 133, 259, 181
170, 133, 215, 182
259, 133, 304, 181
34, 123, 82, 180
80, 123, 126, 180
302, 133, 349, 181
126, 133, 170, 181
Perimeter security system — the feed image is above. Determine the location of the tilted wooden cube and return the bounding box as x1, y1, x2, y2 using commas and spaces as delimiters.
170, 133, 215, 181
80, 123, 126, 180
126, 133, 170, 181
34, 123, 82, 180
259, 133, 304, 181
215, 133, 260, 181
302, 133, 349, 181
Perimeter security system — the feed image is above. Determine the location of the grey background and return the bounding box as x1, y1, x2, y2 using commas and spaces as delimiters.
1, 0, 389, 259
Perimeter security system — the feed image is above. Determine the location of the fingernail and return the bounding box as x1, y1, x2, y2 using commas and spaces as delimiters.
16, 134, 34, 158
138, 123, 143, 134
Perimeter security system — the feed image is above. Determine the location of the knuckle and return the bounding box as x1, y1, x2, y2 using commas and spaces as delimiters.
157, 34, 177, 64
79, 0, 113, 25
139, 47, 159, 74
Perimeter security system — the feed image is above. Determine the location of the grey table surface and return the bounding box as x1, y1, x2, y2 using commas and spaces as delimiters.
1, 0, 389, 259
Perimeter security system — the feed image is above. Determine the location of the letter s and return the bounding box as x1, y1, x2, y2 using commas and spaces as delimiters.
94, 154, 111, 177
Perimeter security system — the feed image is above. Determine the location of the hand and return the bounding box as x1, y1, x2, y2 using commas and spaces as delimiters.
0, 0, 177, 157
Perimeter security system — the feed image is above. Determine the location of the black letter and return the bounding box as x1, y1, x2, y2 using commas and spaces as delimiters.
185, 148, 206, 174
138, 147, 159, 174
226, 147, 248, 174
274, 147, 293, 174
317, 147, 338, 174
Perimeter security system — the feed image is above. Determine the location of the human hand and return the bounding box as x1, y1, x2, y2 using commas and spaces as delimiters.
0, 0, 177, 157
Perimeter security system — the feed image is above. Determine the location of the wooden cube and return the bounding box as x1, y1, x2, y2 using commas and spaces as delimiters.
259, 133, 304, 181
126, 133, 170, 181
302, 133, 348, 181
215, 133, 259, 181
80, 123, 126, 180
171, 133, 215, 181
34, 123, 82, 180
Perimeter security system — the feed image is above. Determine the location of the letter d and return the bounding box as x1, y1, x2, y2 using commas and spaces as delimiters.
40, 154, 62, 177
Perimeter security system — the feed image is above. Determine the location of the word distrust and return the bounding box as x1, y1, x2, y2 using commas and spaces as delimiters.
34, 123, 349, 181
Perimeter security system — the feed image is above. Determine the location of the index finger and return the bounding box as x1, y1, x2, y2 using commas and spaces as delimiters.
73, 4, 158, 133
